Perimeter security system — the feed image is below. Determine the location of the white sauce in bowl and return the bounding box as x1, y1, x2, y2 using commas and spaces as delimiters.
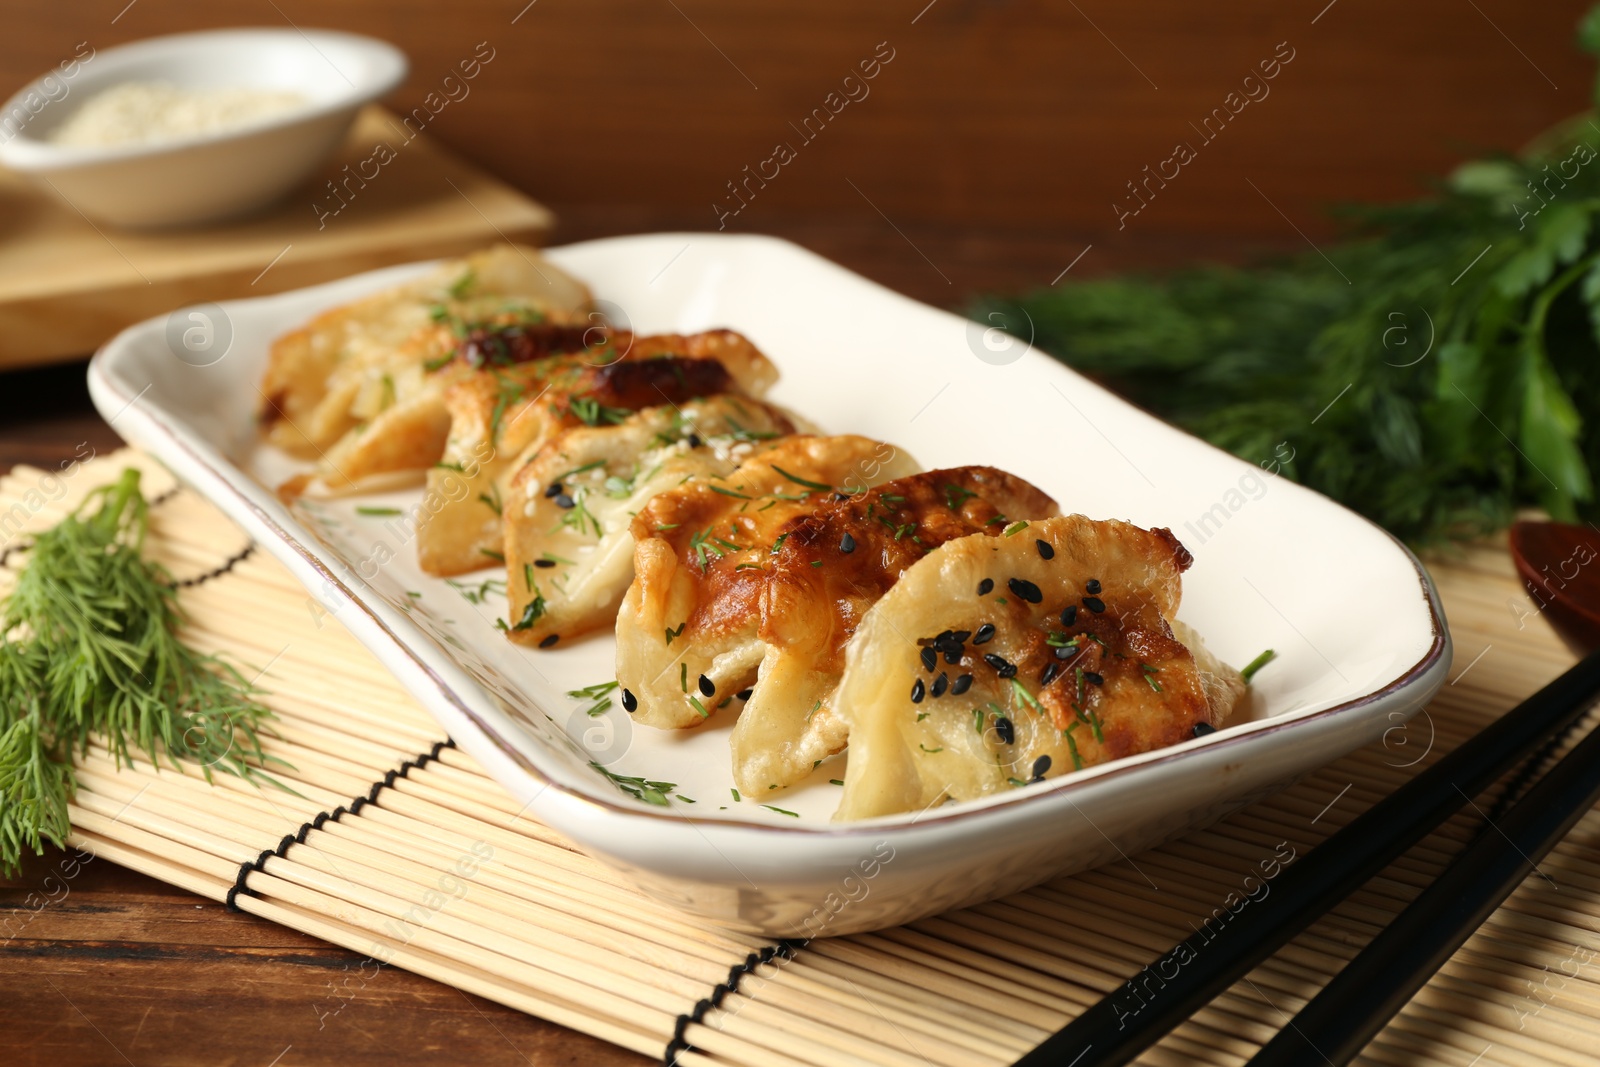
49, 81, 305, 146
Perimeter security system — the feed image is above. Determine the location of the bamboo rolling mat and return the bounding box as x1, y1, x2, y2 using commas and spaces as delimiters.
3, 448, 1596, 1067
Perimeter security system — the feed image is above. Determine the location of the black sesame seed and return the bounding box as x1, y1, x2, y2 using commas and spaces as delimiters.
621, 688, 638, 713
931, 672, 949, 697
944, 648, 962, 665
544, 482, 564, 498
994, 716, 1015, 745
977, 578, 994, 596
920, 647, 938, 673
950, 630, 972, 644
534, 558, 557, 569
934, 629, 954, 645
554, 493, 576, 510
839, 532, 856, 554
1193, 722, 1217, 737
833, 492, 849, 501
1036, 539, 1055, 560
539, 633, 560, 648
1008, 577, 1043, 604
1083, 671, 1104, 686
983, 652, 1018, 678
1086, 578, 1102, 594
1040, 662, 1061, 687
973, 623, 996, 645
698, 674, 716, 698
951, 673, 974, 695
687, 433, 703, 449
1060, 605, 1077, 627
1032, 754, 1052, 779
1055, 645, 1077, 660
910, 678, 926, 704
1082, 596, 1106, 613
736, 688, 753, 701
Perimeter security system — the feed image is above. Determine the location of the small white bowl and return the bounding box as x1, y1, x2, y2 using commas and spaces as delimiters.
0, 29, 407, 228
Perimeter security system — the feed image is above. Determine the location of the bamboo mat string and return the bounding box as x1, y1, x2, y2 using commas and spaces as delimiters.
224, 738, 456, 912
666, 941, 810, 1067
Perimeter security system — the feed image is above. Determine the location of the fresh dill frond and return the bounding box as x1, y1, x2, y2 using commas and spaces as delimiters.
0, 469, 288, 875
972, 14, 1600, 547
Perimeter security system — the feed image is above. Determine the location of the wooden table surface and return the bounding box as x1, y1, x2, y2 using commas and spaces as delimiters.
2, 1, 1589, 1059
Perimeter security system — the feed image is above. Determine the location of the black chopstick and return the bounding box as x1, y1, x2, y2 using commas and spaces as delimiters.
1012, 650, 1600, 1067
1246, 697, 1600, 1065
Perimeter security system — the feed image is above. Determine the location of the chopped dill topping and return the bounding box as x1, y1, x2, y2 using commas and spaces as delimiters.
1240, 649, 1277, 684
590, 762, 676, 806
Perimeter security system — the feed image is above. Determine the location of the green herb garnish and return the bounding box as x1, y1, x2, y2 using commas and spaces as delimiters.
0, 469, 288, 875
553, 459, 607, 483
567, 681, 620, 717
1240, 649, 1277, 684
568, 395, 631, 427
1010, 678, 1045, 716
478, 485, 503, 517
511, 589, 547, 631
590, 762, 676, 806
1063, 722, 1085, 770
944, 484, 978, 510
555, 487, 603, 539
769, 465, 831, 492
972, 13, 1600, 545
447, 268, 476, 299
447, 577, 506, 604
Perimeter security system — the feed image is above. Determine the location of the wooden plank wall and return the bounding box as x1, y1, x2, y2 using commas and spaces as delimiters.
2, 1, 1593, 299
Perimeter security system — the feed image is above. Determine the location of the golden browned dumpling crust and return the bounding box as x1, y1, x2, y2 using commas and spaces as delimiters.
617, 446, 1064, 794
617, 435, 921, 744
416, 348, 750, 575
501, 395, 800, 646
728, 466, 1060, 793
833, 514, 1244, 820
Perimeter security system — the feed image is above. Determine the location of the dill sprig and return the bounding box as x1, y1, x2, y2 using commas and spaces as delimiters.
973, 8, 1600, 548
0, 468, 287, 875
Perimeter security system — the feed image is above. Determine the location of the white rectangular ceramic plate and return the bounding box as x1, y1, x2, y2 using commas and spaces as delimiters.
89, 233, 1450, 937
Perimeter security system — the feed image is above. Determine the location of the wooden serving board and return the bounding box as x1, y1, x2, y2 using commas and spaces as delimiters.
0, 106, 553, 369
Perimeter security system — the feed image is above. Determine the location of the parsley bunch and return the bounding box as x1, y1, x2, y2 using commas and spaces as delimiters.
0, 469, 285, 874
975, 9, 1600, 547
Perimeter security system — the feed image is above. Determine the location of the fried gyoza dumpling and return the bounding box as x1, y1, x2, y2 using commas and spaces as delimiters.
258, 245, 592, 459
728, 467, 1059, 793
298, 321, 601, 494
832, 514, 1245, 820
417, 347, 754, 575
502, 396, 800, 646
617, 436, 921, 742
